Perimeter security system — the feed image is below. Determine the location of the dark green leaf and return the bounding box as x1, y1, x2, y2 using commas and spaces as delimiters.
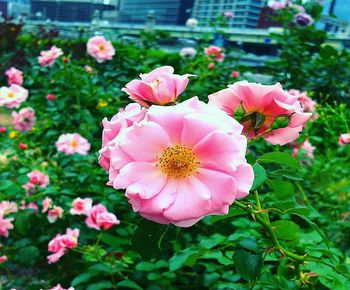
233, 250, 263, 282
86, 281, 113, 290
251, 163, 267, 191
271, 220, 300, 242
116, 280, 143, 290
169, 248, 200, 271
258, 152, 301, 169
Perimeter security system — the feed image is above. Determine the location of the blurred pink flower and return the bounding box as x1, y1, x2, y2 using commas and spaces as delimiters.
289, 89, 317, 120
208, 81, 311, 145
12, 107, 35, 132
0, 201, 18, 216
222, 11, 234, 18
179, 47, 197, 58
23, 170, 50, 191
208, 62, 215, 70
99, 103, 147, 171
0, 84, 28, 108
87, 36, 115, 63
204, 46, 225, 62
47, 206, 64, 223
47, 249, 65, 264
38, 46, 63, 67
339, 133, 350, 146
102, 97, 253, 227
292, 139, 315, 159
122, 66, 192, 107
56, 133, 90, 155
0, 127, 6, 133
20, 201, 39, 211
5, 67, 23, 85
85, 65, 93, 72
42, 197, 53, 213
294, 12, 314, 27
48, 284, 74, 290
46, 94, 56, 101
231, 71, 239, 78
70, 197, 93, 215
85, 204, 120, 230
0, 255, 7, 263
269, 1, 286, 10
0, 215, 14, 237
18, 143, 28, 150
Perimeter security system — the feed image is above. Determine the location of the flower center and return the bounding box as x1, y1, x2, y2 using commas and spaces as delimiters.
156, 145, 199, 179
69, 140, 78, 148
98, 44, 106, 52
8, 92, 14, 98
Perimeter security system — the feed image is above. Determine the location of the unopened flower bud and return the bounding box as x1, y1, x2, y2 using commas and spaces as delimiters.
233, 103, 246, 122
271, 115, 290, 130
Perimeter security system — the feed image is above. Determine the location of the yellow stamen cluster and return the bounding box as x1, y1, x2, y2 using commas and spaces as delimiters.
69, 140, 78, 148
156, 145, 199, 179
8, 92, 14, 98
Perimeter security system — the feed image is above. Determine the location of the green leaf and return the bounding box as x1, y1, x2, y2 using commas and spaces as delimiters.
15, 211, 33, 236
169, 248, 200, 271
0, 180, 13, 190
116, 280, 143, 290
233, 250, 263, 282
86, 281, 113, 290
258, 152, 301, 169
271, 220, 300, 242
89, 263, 112, 273
239, 237, 261, 254
251, 163, 267, 191
136, 261, 155, 271
15, 246, 40, 266
266, 179, 296, 202
71, 272, 94, 287
131, 220, 168, 260
199, 233, 226, 249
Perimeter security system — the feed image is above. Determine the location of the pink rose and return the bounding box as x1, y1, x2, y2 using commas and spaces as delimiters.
179, 47, 197, 58
38, 46, 63, 67
0, 214, 14, 237
292, 139, 315, 159
47, 206, 63, 223
0, 84, 28, 108
85, 204, 120, 230
46, 94, 56, 101
85, 65, 93, 72
56, 133, 91, 155
60, 228, 79, 249
209, 81, 311, 145
231, 71, 239, 78
87, 36, 115, 63
222, 11, 234, 18
0, 255, 7, 263
70, 197, 93, 215
18, 143, 28, 150
0, 127, 6, 133
47, 249, 66, 264
48, 284, 74, 290
122, 66, 192, 107
20, 201, 39, 211
208, 62, 215, 70
204, 46, 225, 62
101, 97, 253, 227
99, 103, 147, 171
5, 67, 23, 85
0, 201, 18, 216
339, 133, 350, 146
12, 107, 35, 132
23, 170, 50, 191
42, 197, 53, 213
289, 89, 317, 121
269, 1, 286, 10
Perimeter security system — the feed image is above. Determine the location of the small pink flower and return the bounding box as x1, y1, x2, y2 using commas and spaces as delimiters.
339, 133, 350, 146
85, 65, 93, 72
179, 47, 197, 58
38, 46, 63, 67
209, 81, 311, 145
231, 71, 239, 78
20, 201, 39, 211
0, 255, 7, 263
99, 103, 147, 171
70, 197, 93, 215
294, 12, 314, 27
101, 97, 253, 227
122, 66, 192, 107
87, 36, 115, 63
23, 170, 50, 191
86, 204, 120, 230
47, 249, 66, 264
269, 1, 286, 10
208, 62, 215, 70
5, 67, 23, 85
204, 46, 225, 62
12, 107, 35, 132
222, 11, 234, 18
47, 206, 63, 223
46, 94, 56, 101
56, 133, 91, 155
18, 143, 28, 150
292, 139, 315, 159
42, 197, 53, 213
0, 84, 28, 108
289, 90, 317, 120
0, 201, 18, 216
61, 228, 80, 249
0, 214, 14, 237
48, 284, 74, 290
0, 127, 6, 133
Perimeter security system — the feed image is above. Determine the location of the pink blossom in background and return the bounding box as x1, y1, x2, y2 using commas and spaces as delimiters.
23, 169, 50, 191
269, 1, 286, 10
289, 89, 317, 120
47, 206, 63, 223
12, 107, 35, 132
294, 12, 314, 27
47, 249, 65, 264
122, 66, 192, 108
222, 11, 234, 18
0, 255, 7, 263
0, 127, 6, 133
46, 94, 56, 101
0, 84, 28, 108
20, 201, 39, 211
38, 46, 63, 67
48, 284, 75, 290
292, 139, 315, 159
339, 133, 350, 146
87, 36, 115, 63
204, 46, 225, 62
18, 143, 28, 150
60, 228, 80, 249
70, 197, 93, 215
85, 204, 120, 230
208, 81, 311, 145
231, 71, 239, 78
85, 65, 93, 72
0, 215, 14, 237
208, 62, 215, 70
5, 67, 23, 85
0, 201, 18, 216
56, 133, 90, 155
179, 47, 197, 58
101, 97, 253, 227
42, 197, 53, 213
99, 103, 147, 171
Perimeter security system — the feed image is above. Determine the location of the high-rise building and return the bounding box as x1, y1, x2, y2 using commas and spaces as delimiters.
120, 0, 194, 25
192, 0, 268, 28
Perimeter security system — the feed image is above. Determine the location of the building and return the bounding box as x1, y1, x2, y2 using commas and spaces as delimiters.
192, 0, 267, 28
257, 6, 281, 28
120, 0, 194, 25
0, 0, 30, 18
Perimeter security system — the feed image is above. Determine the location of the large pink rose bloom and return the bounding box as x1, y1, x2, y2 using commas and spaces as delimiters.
339, 133, 350, 146
122, 66, 191, 108
102, 97, 253, 227
56, 133, 91, 155
38, 46, 63, 67
99, 103, 147, 171
5, 67, 23, 85
12, 107, 35, 132
0, 84, 28, 108
23, 169, 50, 191
204, 46, 225, 62
208, 81, 312, 146
87, 36, 115, 63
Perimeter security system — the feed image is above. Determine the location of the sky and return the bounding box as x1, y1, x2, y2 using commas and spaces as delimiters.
322, 0, 350, 21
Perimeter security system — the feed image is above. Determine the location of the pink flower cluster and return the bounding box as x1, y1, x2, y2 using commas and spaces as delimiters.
12, 107, 35, 132
47, 228, 79, 264
0, 84, 28, 108
23, 169, 50, 192
38, 46, 63, 67
122, 66, 191, 108
87, 36, 115, 63
56, 133, 91, 155
70, 198, 120, 230
0, 201, 17, 237
42, 197, 64, 223
339, 133, 350, 146
5, 67, 23, 85
204, 46, 225, 62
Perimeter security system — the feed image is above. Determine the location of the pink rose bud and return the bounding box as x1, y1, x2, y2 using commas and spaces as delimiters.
46, 94, 56, 101
231, 71, 239, 78
0, 127, 6, 133
63, 57, 69, 63
208, 62, 215, 70
0, 255, 7, 263
18, 143, 28, 150
339, 133, 350, 146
